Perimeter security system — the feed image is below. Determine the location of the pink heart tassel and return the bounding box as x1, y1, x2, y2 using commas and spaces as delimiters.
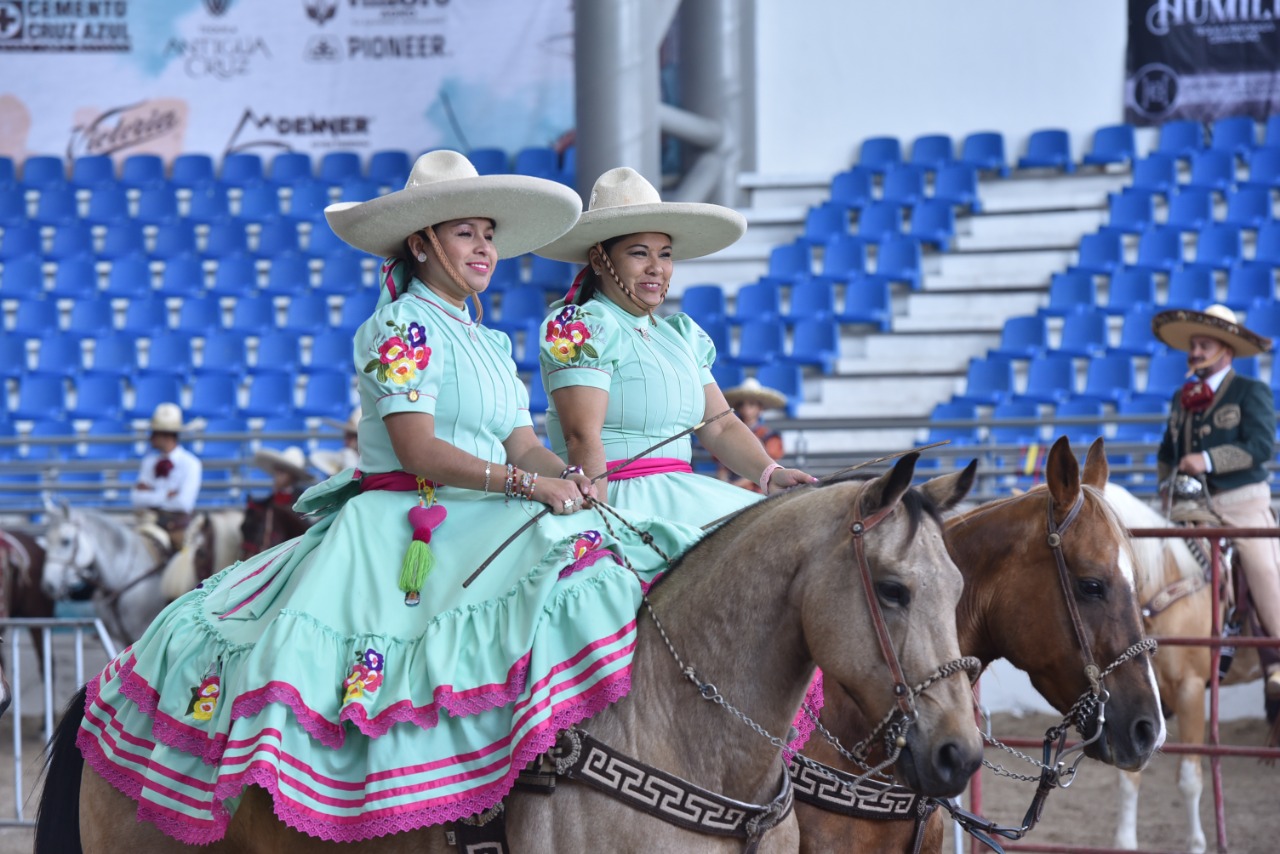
400, 504, 447, 606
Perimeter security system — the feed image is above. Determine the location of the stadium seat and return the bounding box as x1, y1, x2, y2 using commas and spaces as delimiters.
281, 293, 330, 332
171, 154, 217, 190
204, 220, 250, 259
1242, 147, 1280, 191
368, 150, 411, 188
787, 277, 836, 321
881, 164, 926, 206
238, 184, 282, 222
297, 372, 353, 419
252, 330, 301, 374
32, 330, 85, 378
288, 181, 332, 223
1186, 224, 1243, 272
1056, 308, 1110, 358
85, 333, 138, 378
1111, 305, 1162, 356
241, 374, 295, 417
1245, 300, 1280, 339
869, 236, 923, 289
0, 185, 26, 226
195, 330, 249, 377
1256, 221, 1280, 265
1128, 226, 1184, 275
120, 297, 169, 336
229, 294, 276, 331
318, 152, 362, 186
0, 223, 40, 261
66, 298, 114, 335
1156, 120, 1205, 161
83, 419, 139, 462
731, 281, 783, 324
69, 374, 125, 421
174, 295, 223, 334
100, 222, 146, 260
766, 241, 811, 283
1185, 150, 1236, 194
196, 416, 249, 461
20, 155, 66, 190
1166, 267, 1217, 307
47, 222, 95, 262
157, 254, 208, 297
1210, 115, 1257, 159
514, 146, 558, 179
142, 331, 193, 380
12, 378, 67, 421
989, 401, 1042, 446
0, 335, 26, 380
710, 362, 744, 391
209, 255, 259, 297
1083, 123, 1137, 166
269, 151, 313, 186
120, 154, 165, 190
50, 257, 98, 298
1105, 269, 1156, 316
1222, 187, 1272, 229
85, 185, 129, 225
836, 275, 891, 330
821, 233, 867, 279
468, 148, 508, 175
1053, 399, 1106, 446
1136, 350, 1191, 404
1014, 353, 1076, 404
33, 187, 78, 226
857, 136, 902, 174
0, 254, 42, 299
925, 400, 980, 447
784, 318, 839, 373
731, 319, 785, 367
854, 201, 903, 243
14, 298, 59, 335
221, 153, 265, 188
338, 178, 379, 203
527, 256, 573, 291
0, 156, 12, 187
262, 254, 311, 295
1130, 153, 1179, 196
128, 375, 183, 419
186, 186, 232, 225
908, 199, 956, 250
1071, 229, 1125, 276
339, 289, 377, 329
800, 202, 847, 247
955, 355, 1014, 405
151, 221, 199, 261
1075, 354, 1136, 405
316, 253, 365, 294
494, 284, 548, 333
959, 131, 1008, 175
185, 375, 240, 419
932, 162, 982, 211
1107, 189, 1156, 234
256, 220, 302, 258
1114, 397, 1169, 444
680, 284, 727, 326
306, 328, 353, 374
1165, 188, 1214, 232
909, 134, 954, 172
1017, 128, 1073, 172
755, 362, 803, 417
991, 314, 1048, 359
828, 167, 873, 210
1224, 263, 1274, 310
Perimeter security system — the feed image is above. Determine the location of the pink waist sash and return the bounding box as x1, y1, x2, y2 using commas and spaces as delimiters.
604, 457, 693, 482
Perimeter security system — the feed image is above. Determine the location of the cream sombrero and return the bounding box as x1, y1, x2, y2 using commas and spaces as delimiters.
324, 150, 582, 260
148, 402, 202, 433
535, 167, 746, 263
1152, 303, 1271, 357
252, 446, 315, 483
723, 377, 786, 410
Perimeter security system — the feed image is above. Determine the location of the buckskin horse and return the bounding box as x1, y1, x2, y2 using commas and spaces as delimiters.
793, 438, 1166, 853
39, 453, 985, 853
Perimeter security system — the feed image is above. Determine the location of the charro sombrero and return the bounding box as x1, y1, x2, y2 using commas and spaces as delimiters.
324, 150, 582, 260
535, 167, 746, 263
321, 407, 361, 434
1152, 303, 1271, 358
148, 402, 201, 433
722, 377, 786, 410
252, 446, 315, 483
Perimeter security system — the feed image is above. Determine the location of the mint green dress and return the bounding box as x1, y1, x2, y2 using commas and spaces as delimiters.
78, 274, 703, 845
539, 294, 762, 529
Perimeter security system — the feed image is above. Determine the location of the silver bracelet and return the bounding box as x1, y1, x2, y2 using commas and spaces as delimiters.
483, 461, 492, 494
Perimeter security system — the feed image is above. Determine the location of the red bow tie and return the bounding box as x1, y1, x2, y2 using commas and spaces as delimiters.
153, 458, 174, 479
1180, 379, 1214, 413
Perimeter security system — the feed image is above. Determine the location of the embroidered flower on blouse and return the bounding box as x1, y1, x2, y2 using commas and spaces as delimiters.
544, 305, 598, 364
364, 321, 431, 385
343, 646, 385, 703
186, 673, 221, 721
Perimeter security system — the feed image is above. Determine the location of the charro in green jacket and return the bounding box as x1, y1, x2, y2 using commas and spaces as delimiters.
1157, 370, 1275, 494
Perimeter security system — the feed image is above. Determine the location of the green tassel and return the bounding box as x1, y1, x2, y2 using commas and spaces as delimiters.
399, 539, 434, 603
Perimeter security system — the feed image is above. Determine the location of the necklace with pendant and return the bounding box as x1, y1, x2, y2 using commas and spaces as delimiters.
635, 326, 651, 342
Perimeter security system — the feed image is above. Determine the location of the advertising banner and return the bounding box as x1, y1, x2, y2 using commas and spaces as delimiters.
1126, 0, 1280, 124
0, 0, 574, 165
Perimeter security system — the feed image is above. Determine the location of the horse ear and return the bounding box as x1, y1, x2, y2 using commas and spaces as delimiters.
1045, 436, 1081, 518
860, 452, 919, 515
1081, 437, 1109, 489
918, 458, 978, 512
41, 493, 58, 517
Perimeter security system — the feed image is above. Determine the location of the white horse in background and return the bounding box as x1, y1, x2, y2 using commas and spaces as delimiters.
1104, 482, 1264, 854
40, 501, 172, 647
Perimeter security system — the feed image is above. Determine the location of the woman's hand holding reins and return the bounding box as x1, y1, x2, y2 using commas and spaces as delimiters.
537, 477, 590, 515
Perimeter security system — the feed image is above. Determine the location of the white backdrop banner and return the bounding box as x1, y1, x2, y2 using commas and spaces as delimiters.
0, 0, 574, 165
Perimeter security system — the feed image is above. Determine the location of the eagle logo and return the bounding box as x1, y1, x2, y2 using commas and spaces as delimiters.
305, 0, 337, 26
204, 0, 232, 16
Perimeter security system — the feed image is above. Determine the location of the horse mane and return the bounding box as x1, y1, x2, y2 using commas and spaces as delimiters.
72, 507, 135, 557
1102, 482, 1201, 597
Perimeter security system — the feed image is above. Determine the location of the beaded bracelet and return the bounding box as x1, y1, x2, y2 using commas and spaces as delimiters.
560, 465, 584, 480
504, 464, 518, 501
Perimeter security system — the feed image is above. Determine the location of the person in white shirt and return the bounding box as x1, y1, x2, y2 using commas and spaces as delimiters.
310, 407, 361, 476
130, 402, 203, 549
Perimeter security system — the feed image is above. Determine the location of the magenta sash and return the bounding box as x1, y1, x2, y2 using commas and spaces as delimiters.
604, 457, 693, 482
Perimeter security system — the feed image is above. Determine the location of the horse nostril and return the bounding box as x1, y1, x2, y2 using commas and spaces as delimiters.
1131, 716, 1158, 755
933, 741, 968, 787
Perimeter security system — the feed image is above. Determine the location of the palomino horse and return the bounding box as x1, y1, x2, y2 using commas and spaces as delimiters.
1105, 482, 1263, 854
38, 453, 985, 853
794, 438, 1166, 853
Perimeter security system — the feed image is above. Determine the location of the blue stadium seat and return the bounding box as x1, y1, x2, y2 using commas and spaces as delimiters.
85, 333, 138, 378
1235, 354, 1259, 378
318, 152, 362, 186
1128, 226, 1184, 275
1075, 354, 1135, 405
784, 318, 839, 374
0, 185, 26, 226
989, 401, 1042, 446
881, 165, 926, 206
47, 222, 94, 262
829, 167, 873, 211
494, 284, 548, 333
1014, 353, 1076, 404
158, 254, 207, 297
269, 152, 313, 186
926, 401, 980, 447
0, 222, 40, 261
12, 378, 66, 421
316, 253, 365, 294
196, 416, 249, 462
339, 178, 379, 203
1138, 350, 1193, 403
800, 203, 847, 247
51, 257, 99, 299
836, 275, 891, 330
1156, 120, 1205, 161
1185, 150, 1236, 194
1131, 153, 1179, 196
755, 362, 804, 417
1056, 308, 1110, 358
711, 362, 744, 390
869, 236, 923, 289
1222, 187, 1272, 229
1224, 263, 1274, 310
1072, 229, 1125, 276
252, 330, 301, 374
558, 145, 576, 186
186, 375, 240, 419
0, 156, 12, 187
857, 136, 902, 175
1043, 272, 1095, 317
1256, 221, 1280, 265
83, 419, 139, 461
821, 234, 867, 279
32, 330, 84, 378
221, 153, 264, 188
14, 298, 59, 335
960, 131, 1008, 175
514, 147, 558, 179
932, 162, 981, 211
468, 148, 508, 175
281, 293, 330, 332
526, 376, 548, 415
527, 256, 573, 291
288, 181, 333, 223
241, 374, 295, 417
1245, 300, 1280, 339
766, 241, 810, 283
85, 185, 129, 225
100, 222, 146, 260
209, 255, 259, 297
1185, 224, 1243, 273
238, 184, 282, 222
1242, 147, 1280, 191
1107, 189, 1156, 234
1083, 124, 1137, 166
297, 372, 352, 419
120, 154, 165, 190
1053, 399, 1106, 445
955, 355, 1014, 405
1105, 269, 1156, 316
128, 375, 183, 419
0, 335, 28, 379
171, 154, 216, 190
256, 220, 301, 258
787, 277, 836, 321
0, 254, 42, 300
1114, 397, 1169, 444
21, 155, 66, 190
991, 314, 1047, 359
69, 374, 125, 421
186, 185, 232, 225
229, 294, 275, 331
854, 202, 903, 243
680, 284, 727, 326
1018, 128, 1074, 172
263, 254, 311, 295
131, 184, 179, 226
731, 281, 783, 324
1166, 267, 1217, 307
33, 187, 78, 226
142, 331, 193, 380
1110, 305, 1162, 356
151, 221, 199, 261
1165, 188, 1214, 232
1210, 115, 1257, 159
195, 330, 249, 377
730, 319, 785, 367
368, 150, 411, 188
204, 220, 250, 259
909, 134, 954, 171
339, 289, 377, 329
909, 199, 956, 250
306, 328, 353, 375
120, 297, 169, 336
305, 216, 350, 258
67, 298, 114, 335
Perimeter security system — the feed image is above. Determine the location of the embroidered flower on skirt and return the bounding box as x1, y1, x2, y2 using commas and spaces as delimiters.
186, 673, 221, 721
572, 530, 603, 561
342, 646, 386, 703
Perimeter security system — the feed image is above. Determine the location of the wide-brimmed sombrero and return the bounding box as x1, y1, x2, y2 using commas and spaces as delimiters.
252, 446, 315, 483
324, 150, 582, 260
535, 167, 746, 263
1152, 303, 1271, 357
723, 377, 786, 410
148, 402, 202, 433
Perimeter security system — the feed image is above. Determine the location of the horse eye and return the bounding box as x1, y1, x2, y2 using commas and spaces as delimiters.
1076, 578, 1106, 600
876, 581, 911, 607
